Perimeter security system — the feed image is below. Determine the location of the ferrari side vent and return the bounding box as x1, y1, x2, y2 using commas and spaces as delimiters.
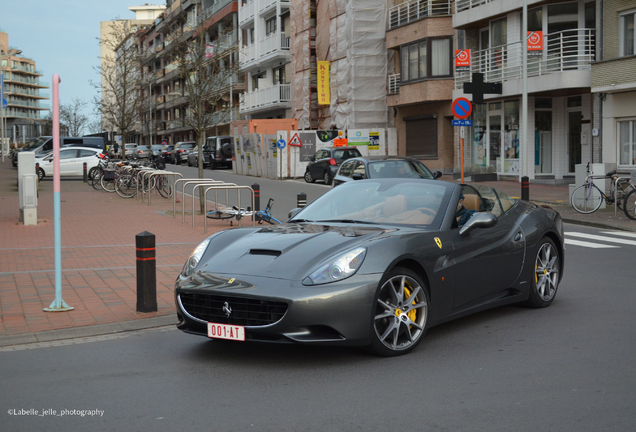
179, 293, 288, 327
249, 249, 282, 257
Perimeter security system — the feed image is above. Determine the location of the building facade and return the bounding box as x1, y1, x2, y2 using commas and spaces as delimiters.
0, 31, 49, 144
591, 0, 636, 171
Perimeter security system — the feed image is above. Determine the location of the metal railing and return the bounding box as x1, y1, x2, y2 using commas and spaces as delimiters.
388, 73, 401, 94
240, 84, 291, 111
455, 29, 595, 89
455, 0, 493, 13
388, 0, 451, 30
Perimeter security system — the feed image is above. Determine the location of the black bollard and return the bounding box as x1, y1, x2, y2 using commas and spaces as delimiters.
252, 183, 260, 211
136, 231, 157, 313
521, 176, 530, 201
83, 162, 87, 183
297, 192, 307, 208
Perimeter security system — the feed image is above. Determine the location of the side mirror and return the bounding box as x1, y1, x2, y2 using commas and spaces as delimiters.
433, 170, 443, 179
288, 208, 303, 219
310, 156, 315, 162
459, 212, 497, 236
352, 173, 364, 180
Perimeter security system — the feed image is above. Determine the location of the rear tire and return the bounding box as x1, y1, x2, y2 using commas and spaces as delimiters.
37, 168, 45, 181
323, 170, 332, 185
206, 210, 234, 220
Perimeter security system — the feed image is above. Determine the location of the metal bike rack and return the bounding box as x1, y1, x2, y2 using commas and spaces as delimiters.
614, 176, 633, 216
145, 171, 183, 205
191, 181, 237, 227
204, 185, 255, 233
174, 178, 225, 220
137, 168, 162, 203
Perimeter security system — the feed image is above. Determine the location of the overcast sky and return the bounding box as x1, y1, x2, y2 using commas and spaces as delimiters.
2, 0, 154, 120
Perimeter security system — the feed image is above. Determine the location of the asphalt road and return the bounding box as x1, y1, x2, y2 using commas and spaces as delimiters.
1, 224, 635, 431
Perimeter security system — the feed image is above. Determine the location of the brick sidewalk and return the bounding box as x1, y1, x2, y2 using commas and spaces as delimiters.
0, 160, 226, 339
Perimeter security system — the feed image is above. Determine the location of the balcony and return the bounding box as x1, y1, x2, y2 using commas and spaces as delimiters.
455, 29, 595, 90
454, 0, 545, 28
239, 0, 255, 26
239, 83, 291, 113
258, 0, 276, 16
240, 32, 290, 69
199, 0, 236, 25
388, 0, 451, 30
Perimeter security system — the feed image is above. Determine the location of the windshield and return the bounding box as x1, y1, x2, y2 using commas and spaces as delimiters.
22, 137, 49, 151
368, 160, 434, 179
291, 180, 452, 227
181, 143, 195, 149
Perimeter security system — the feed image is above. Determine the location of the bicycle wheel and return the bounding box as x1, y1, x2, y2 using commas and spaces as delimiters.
115, 174, 137, 198
571, 184, 603, 214
101, 176, 116, 193
206, 210, 235, 220
623, 189, 636, 220
615, 182, 635, 211
91, 170, 104, 190
157, 175, 173, 198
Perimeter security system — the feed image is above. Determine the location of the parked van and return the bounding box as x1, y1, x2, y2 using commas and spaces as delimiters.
12, 136, 105, 167
202, 136, 234, 169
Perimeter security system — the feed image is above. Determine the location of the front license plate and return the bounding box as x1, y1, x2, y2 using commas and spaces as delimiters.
207, 322, 245, 341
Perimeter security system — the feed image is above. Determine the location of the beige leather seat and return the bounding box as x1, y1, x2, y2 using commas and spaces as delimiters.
383, 195, 407, 218
463, 194, 480, 211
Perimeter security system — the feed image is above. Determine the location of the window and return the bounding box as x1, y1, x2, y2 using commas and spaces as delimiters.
620, 9, 636, 56
405, 116, 437, 158
338, 160, 356, 178
265, 17, 277, 36
400, 37, 451, 82
618, 120, 636, 166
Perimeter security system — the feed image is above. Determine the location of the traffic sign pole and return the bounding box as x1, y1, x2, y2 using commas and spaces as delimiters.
460, 127, 465, 184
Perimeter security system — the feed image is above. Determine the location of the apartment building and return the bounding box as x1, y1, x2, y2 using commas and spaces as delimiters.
453, 0, 597, 181
238, 0, 292, 119
100, 5, 166, 143
591, 0, 636, 170
137, 0, 243, 146
0, 31, 49, 143
386, 0, 455, 173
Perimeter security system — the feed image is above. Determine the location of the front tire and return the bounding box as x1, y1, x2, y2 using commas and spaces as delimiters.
37, 168, 45, 181
623, 189, 636, 220
571, 184, 603, 214
522, 238, 560, 308
323, 170, 332, 185
369, 267, 429, 357
304, 170, 314, 183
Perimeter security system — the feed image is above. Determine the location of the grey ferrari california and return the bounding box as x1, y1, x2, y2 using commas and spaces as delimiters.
175, 178, 564, 356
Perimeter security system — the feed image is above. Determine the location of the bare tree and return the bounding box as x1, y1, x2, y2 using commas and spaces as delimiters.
168, 25, 240, 212
92, 19, 145, 146
60, 98, 90, 136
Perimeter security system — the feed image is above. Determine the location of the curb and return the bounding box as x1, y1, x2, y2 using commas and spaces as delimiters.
0, 314, 178, 348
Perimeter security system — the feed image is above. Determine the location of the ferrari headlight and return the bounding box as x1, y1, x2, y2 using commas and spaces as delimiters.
181, 237, 212, 277
304, 247, 366, 285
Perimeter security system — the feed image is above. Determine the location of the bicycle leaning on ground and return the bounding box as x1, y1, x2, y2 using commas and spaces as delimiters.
206, 198, 282, 225
570, 162, 635, 215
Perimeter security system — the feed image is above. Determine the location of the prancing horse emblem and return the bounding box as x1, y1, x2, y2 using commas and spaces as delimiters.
223, 302, 232, 318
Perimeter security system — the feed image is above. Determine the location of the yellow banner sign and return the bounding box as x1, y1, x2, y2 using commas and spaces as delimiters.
317, 61, 330, 105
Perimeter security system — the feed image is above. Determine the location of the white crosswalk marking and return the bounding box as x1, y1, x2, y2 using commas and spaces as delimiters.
600, 231, 636, 239
566, 232, 636, 247
564, 239, 618, 248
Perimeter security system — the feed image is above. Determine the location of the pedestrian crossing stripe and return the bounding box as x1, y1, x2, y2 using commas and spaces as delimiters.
564, 239, 618, 249
566, 232, 636, 247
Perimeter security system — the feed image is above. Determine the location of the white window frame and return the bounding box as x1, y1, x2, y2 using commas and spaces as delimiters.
619, 8, 636, 57
617, 118, 636, 167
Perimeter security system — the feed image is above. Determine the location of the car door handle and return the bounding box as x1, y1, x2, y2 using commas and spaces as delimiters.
514, 231, 523, 242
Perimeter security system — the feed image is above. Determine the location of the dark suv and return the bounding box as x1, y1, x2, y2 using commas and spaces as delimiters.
304, 146, 362, 185
203, 136, 233, 169
171, 141, 197, 165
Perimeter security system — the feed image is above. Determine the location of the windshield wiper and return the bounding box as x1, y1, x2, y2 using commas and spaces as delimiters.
317, 219, 377, 224
288, 219, 314, 223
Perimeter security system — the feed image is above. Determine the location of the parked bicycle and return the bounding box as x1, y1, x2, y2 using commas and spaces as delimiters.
206, 198, 281, 225
570, 162, 635, 214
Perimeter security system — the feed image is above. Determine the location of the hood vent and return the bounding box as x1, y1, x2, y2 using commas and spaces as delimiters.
249, 249, 282, 257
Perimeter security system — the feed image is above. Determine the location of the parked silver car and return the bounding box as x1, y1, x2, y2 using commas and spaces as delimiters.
135, 145, 151, 159
124, 143, 138, 160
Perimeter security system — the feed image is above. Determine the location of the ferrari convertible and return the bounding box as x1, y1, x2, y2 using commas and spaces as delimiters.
175, 179, 564, 356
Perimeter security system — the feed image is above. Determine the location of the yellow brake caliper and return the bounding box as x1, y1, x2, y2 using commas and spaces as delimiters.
403, 284, 418, 322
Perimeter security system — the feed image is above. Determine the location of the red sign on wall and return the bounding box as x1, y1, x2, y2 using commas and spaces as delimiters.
527, 31, 543, 55
455, 50, 471, 72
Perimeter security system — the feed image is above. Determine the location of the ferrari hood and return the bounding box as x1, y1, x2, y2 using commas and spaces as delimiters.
194, 223, 396, 280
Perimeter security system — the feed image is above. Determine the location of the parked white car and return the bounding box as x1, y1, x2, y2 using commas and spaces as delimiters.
124, 143, 138, 160
36, 147, 103, 181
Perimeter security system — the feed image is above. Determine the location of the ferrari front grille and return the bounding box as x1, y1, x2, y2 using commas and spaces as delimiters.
179, 293, 288, 327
